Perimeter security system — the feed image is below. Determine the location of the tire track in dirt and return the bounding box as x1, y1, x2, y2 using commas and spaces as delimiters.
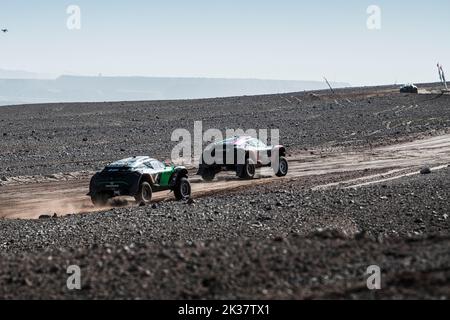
0, 134, 449, 219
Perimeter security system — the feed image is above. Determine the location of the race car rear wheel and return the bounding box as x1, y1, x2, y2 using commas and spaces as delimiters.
135, 182, 153, 205
201, 169, 216, 182
91, 192, 110, 207
275, 156, 288, 177
174, 177, 191, 200
238, 158, 256, 179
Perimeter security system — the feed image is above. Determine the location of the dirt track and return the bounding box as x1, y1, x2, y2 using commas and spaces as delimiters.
1, 133, 449, 219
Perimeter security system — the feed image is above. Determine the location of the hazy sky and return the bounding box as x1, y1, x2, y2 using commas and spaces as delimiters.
1, 0, 449, 85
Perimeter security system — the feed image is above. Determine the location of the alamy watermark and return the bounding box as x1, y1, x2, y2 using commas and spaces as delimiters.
66, 5, 81, 30
170, 121, 281, 169
367, 5, 381, 30
66, 265, 81, 290
366, 265, 382, 290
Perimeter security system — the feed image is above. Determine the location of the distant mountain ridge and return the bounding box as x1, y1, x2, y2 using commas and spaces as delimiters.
0, 74, 350, 106
0, 68, 55, 80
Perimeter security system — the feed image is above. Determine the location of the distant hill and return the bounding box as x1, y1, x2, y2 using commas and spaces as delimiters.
0, 75, 350, 106
0, 68, 55, 80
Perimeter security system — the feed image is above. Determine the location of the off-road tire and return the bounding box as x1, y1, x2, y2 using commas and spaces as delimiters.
238, 158, 256, 179
275, 156, 288, 177
174, 177, 191, 200
135, 181, 153, 205
91, 192, 111, 207
201, 169, 216, 182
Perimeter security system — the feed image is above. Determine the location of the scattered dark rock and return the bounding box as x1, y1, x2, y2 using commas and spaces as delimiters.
257, 215, 272, 222
420, 167, 431, 175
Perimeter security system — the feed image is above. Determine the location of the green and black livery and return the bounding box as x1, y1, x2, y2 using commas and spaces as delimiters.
88, 156, 191, 206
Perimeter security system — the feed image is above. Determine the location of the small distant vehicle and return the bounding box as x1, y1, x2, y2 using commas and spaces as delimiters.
197, 136, 288, 181
400, 83, 418, 94
88, 156, 191, 206
1, 29, 7, 33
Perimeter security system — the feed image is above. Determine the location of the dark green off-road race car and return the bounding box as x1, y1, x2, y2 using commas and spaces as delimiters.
88, 156, 191, 206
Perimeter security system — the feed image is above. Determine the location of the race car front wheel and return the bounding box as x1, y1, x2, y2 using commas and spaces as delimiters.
275, 156, 288, 177
135, 182, 153, 205
174, 177, 191, 200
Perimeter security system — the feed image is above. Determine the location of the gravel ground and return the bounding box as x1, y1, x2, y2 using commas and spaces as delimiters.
0, 86, 448, 299
1, 167, 449, 299
1, 233, 448, 300
1, 85, 449, 177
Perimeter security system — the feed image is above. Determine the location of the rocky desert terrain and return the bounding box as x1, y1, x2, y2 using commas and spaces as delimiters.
0, 84, 449, 299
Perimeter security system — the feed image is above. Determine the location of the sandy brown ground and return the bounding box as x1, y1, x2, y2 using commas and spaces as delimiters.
0, 133, 449, 219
